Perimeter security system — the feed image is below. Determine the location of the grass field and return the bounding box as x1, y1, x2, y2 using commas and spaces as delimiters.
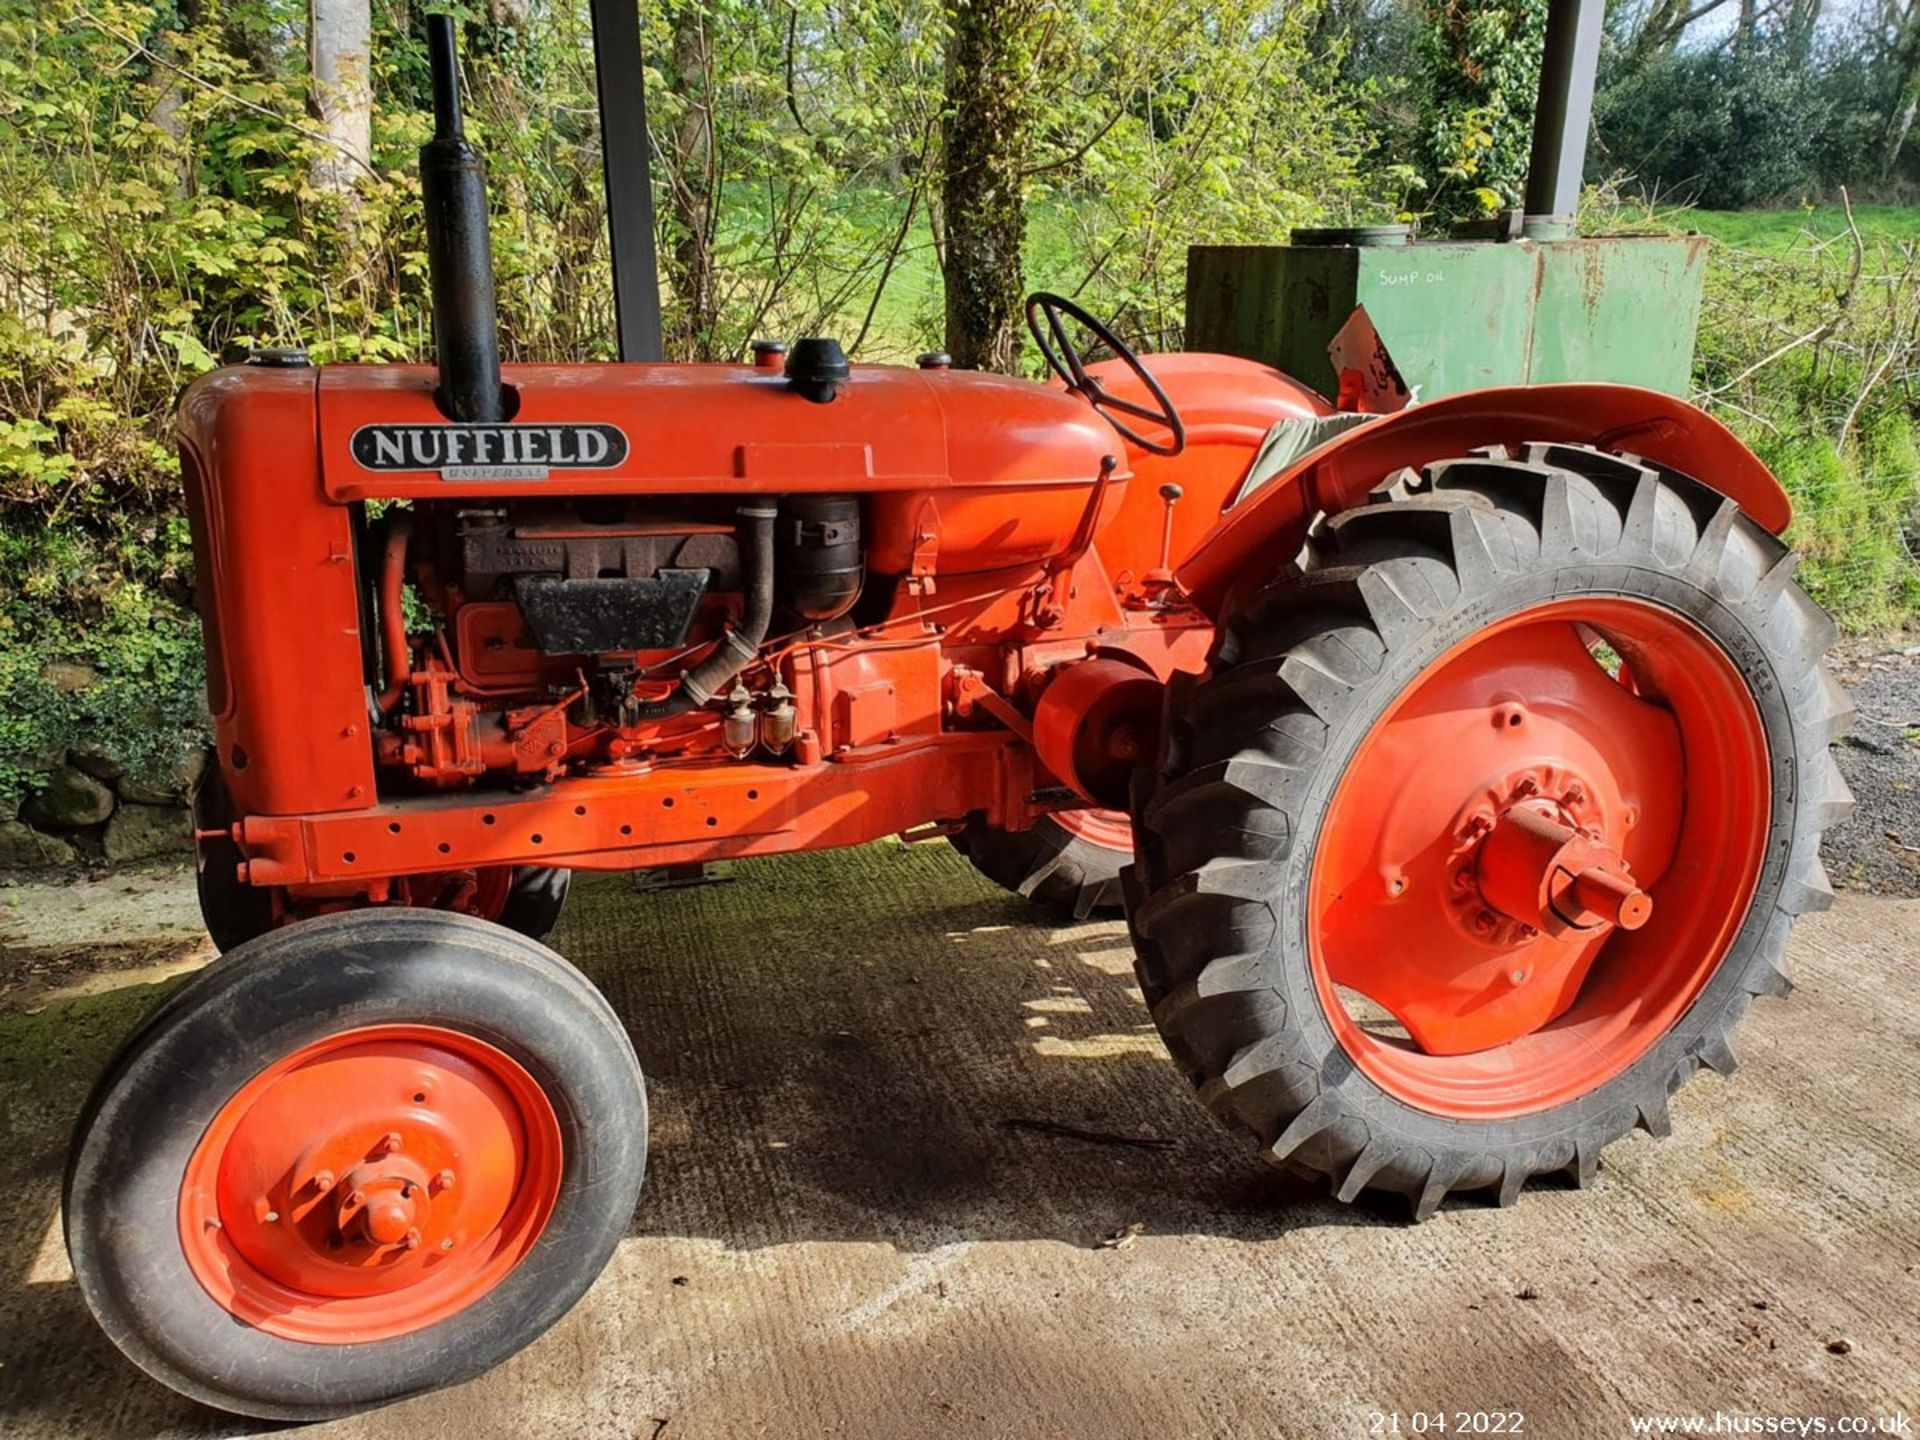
1685, 204, 1918, 253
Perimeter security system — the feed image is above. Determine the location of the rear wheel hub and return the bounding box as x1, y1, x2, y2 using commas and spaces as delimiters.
1473, 799, 1651, 937
1309, 596, 1769, 1115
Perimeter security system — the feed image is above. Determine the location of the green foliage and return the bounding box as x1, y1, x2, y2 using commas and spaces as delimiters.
1413, 0, 1547, 221
1030, 0, 1397, 351
1684, 205, 1920, 252
642, 0, 951, 360
1591, 42, 1842, 210
1590, 5, 1918, 210
0, 0, 1915, 816
0, 0, 621, 801
0, 522, 208, 806
1593, 191, 1920, 631
1754, 409, 1920, 630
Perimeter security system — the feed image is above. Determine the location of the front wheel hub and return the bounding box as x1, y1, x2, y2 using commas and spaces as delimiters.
178, 1024, 563, 1342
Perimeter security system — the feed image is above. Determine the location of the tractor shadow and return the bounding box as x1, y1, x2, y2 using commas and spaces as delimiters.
551, 844, 1397, 1253
0, 843, 1398, 1434
0, 950, 259, 1435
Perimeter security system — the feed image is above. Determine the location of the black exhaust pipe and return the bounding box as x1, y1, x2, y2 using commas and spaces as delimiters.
422, 15, 505, 423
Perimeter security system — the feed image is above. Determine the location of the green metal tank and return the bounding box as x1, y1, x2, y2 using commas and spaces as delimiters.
1185, 228, 1708, 402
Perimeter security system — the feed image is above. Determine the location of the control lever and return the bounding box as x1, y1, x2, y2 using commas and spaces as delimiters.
1144, 483, 1183, 598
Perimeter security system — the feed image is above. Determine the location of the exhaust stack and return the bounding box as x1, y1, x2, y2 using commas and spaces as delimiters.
421, 15, 504, 423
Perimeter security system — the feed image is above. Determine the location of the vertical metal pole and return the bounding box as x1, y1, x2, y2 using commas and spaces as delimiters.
589, 0, 665, 361
1524, 0, 1606, 227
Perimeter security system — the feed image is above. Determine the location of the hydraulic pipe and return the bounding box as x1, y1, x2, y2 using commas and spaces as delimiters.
635, 506, 779, 718
421, 15, 504, 423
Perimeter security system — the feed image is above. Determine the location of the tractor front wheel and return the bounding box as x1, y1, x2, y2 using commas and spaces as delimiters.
63, 909, 646, 1419
1126, 444, 1852, 1218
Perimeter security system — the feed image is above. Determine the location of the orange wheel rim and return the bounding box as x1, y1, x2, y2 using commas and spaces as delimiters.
1307, 598, 1770, 1119
179, 1024, 564, 1343
1054, 807, 1133, 851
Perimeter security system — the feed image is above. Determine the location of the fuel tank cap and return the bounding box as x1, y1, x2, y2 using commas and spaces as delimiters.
785, 337, 850, 403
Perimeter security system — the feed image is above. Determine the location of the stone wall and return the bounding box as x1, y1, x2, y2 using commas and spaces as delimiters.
0, 748, 200, 872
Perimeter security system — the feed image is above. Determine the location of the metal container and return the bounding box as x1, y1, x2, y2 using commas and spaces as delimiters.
1185, 234, 1709, 402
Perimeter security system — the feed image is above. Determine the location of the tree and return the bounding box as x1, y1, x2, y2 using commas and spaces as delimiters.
940, 0, 1040, 372
657, 1, 719, 358
1415, 0, 1548, 220
309, 0, 371, 196
1883, 0, 1920, 175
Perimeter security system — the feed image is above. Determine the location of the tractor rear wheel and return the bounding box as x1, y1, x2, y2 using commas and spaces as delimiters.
1126, 444, 1852, 1218
955, 810, 1131, 919
64, 909, 646, 1419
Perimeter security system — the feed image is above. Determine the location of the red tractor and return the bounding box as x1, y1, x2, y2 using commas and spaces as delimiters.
63, 14, 1850, 1421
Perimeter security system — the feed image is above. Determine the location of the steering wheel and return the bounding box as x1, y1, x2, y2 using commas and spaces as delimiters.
1025, 292, 1186, 457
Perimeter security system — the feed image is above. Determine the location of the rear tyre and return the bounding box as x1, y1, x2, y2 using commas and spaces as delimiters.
955, 810, 1131, 919
64, 909, 646, 1420
1126, 444, 1852, 1218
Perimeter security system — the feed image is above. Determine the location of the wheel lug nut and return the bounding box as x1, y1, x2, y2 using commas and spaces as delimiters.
402, 1227, 423, 1251
434, 1169, 456, 1193
311, 1169, 335, 1193
1564, 784, 1585, 805
348, 1188, 366, 1209
1473, 910, 1497, 935
378, 1131, 403, 1156
1514, 778, 1538, 797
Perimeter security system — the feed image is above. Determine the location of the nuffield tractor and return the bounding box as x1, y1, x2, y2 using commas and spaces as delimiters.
63, 13, 1853, 1421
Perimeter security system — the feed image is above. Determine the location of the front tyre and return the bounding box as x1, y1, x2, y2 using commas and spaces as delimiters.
190, 756, 274, 953
1127, 445, 1852, 1218
64, 909, 646, 1419
498, 866, 572, 940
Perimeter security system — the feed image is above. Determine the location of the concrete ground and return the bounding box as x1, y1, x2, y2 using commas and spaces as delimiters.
1, 845, 1916, 1439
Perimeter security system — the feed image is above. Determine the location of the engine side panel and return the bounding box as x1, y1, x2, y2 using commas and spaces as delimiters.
178, 368, 376, 817
178, 359, 1200, 885
315, 363, 1124, 575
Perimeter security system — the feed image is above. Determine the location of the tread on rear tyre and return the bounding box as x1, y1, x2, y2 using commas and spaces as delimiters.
64, 908, 646, 1420
1125, 443, 1853, 1219
955, 810, 1131, 919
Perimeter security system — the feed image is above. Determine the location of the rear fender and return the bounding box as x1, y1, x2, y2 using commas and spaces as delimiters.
1173, 382, 1793, 617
